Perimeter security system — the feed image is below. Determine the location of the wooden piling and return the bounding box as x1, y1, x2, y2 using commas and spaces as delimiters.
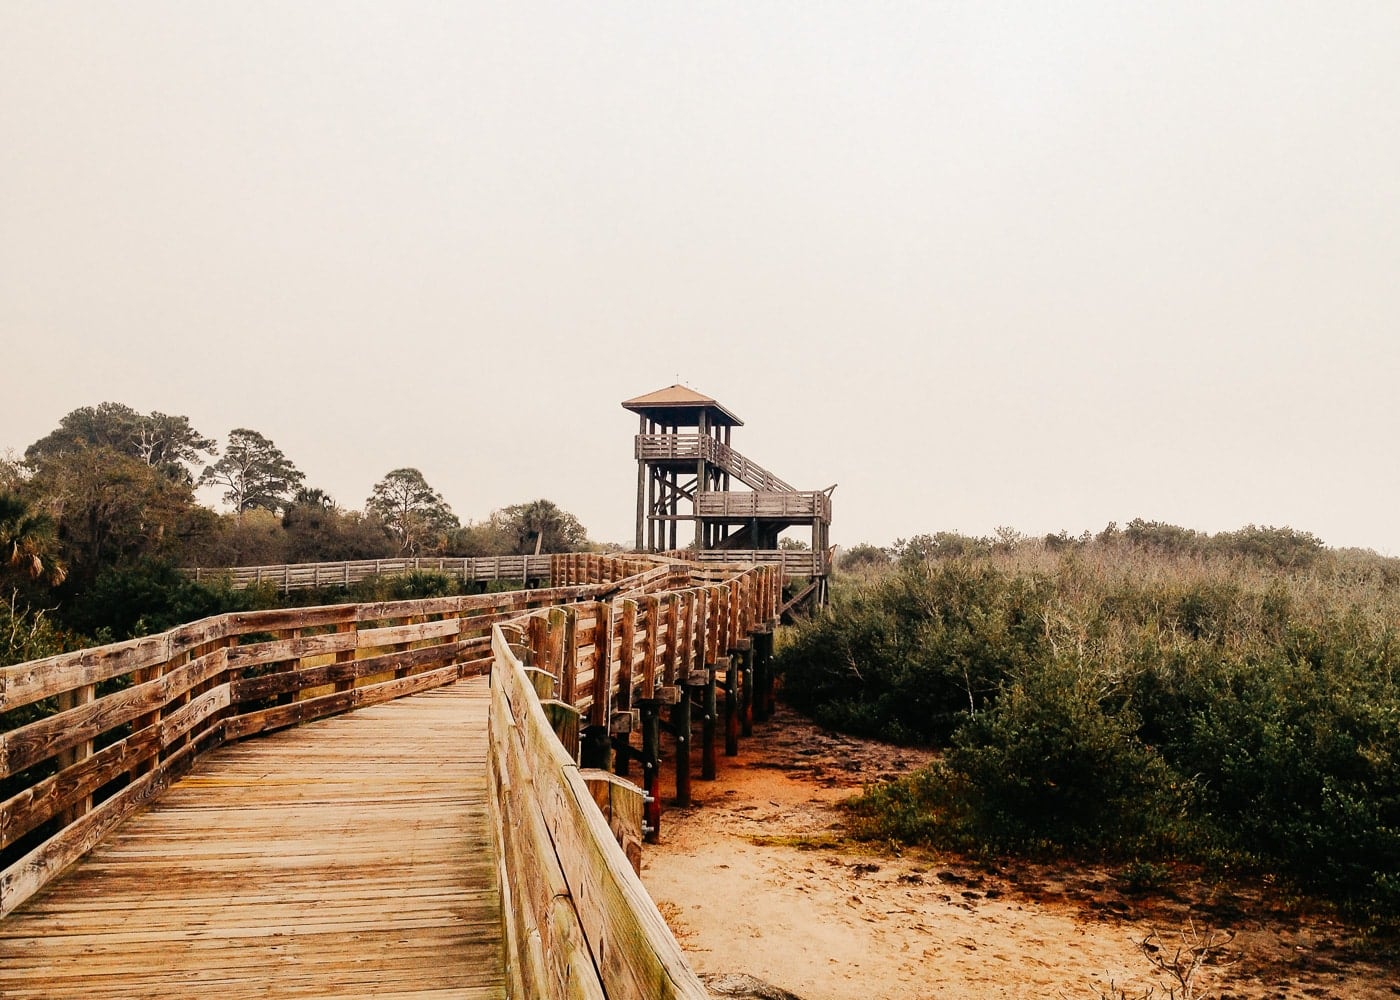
741, 653, 754, 737
641, 702, 661, 843
751, 631, 768, 723
614, 728, 632, 779
724, 652, 740, 757
673, 683, 692, 806
764, 631, 778, 718
702, 666, 718, 780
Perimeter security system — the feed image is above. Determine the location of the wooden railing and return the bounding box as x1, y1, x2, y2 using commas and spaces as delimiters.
492, 560, 779, 998
185, 551, 683, 593
187, 554, 556, 592
668, 547, 830, 577
695, 489, 832, 522
1, 553, 781, 1000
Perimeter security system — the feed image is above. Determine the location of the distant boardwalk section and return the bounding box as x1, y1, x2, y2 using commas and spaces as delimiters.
187, 553, 556, 592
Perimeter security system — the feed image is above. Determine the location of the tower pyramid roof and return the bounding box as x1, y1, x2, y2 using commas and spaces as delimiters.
621, 385, 743, 426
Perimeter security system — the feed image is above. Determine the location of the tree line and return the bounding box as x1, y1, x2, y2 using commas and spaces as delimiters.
2, 402, 597, 661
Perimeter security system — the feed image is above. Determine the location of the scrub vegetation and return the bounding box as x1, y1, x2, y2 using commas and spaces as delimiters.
776, 522, 1400, 930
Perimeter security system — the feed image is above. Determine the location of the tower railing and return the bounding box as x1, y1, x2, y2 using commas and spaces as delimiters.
635, 433, 796, 493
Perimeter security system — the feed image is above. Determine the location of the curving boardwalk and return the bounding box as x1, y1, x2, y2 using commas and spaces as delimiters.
0, 680, 504, 1000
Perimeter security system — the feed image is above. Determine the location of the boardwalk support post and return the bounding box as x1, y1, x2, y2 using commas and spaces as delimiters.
640, 700, 662, 843
580, 724, 612, 770
724, 652, 741, 757
702, 664, 720, 780
673, 680, 694, 807
741, 649, 755, 737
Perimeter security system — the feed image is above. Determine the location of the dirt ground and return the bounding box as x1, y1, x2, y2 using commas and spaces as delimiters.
642, 705, 1399, 1000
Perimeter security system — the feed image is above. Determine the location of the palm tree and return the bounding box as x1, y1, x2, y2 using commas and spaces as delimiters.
0, 493, 66, 587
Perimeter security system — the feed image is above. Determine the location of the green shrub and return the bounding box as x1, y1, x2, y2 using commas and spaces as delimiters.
777, 561, 1044, 744
348, 570, 465, 602
62, 560, 268, 639
943, 659, 1198, 855
802, 536, 1400, 923
848, 659, 1197, 858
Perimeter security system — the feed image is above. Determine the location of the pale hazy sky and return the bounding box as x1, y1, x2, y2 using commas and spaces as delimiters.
4, 3, 1399, 553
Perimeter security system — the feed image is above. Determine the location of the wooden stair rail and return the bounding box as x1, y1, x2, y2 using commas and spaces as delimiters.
634, 434, 797, 493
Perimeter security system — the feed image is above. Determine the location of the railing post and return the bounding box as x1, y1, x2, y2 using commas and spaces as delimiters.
54, 684, 97, 825
613, 599, 638, 777
591, 600, 613, 728
641, 701, 661, 843
724, 649, 741, 757
673, 678, 692, 807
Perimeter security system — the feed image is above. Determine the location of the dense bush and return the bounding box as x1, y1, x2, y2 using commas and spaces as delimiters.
63, 560, 276, 640
941, 658, 1196, 855
780, 561, 1043, 743
837, 543, 891, 573
789, 531, 1400, 924
347, 570, 468, 601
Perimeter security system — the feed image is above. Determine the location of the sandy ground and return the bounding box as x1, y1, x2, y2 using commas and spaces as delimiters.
642, 705, 1399, 1000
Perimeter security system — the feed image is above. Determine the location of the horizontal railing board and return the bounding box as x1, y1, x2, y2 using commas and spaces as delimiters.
665, 548, 829, 576
1, 647, 230, 779
2, 719, 163, 853
228, 636, 493, 702
0, 624, 226, 715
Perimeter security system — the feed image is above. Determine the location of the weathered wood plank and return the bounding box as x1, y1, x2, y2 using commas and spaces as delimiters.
490, 673, 603, 1000
589, 602, 612, 728
641, 595, 660, 696
617, 599, 637, 710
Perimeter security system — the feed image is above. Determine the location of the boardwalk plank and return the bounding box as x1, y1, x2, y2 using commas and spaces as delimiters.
0, 680, 505, 1000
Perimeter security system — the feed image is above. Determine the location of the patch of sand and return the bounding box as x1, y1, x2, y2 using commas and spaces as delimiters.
641, 706, 1397, 1000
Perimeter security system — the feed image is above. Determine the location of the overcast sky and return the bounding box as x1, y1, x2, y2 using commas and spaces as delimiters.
4, 3, 1399, 553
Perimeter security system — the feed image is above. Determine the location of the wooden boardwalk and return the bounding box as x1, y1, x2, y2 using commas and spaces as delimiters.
0, 679, 505, 1000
